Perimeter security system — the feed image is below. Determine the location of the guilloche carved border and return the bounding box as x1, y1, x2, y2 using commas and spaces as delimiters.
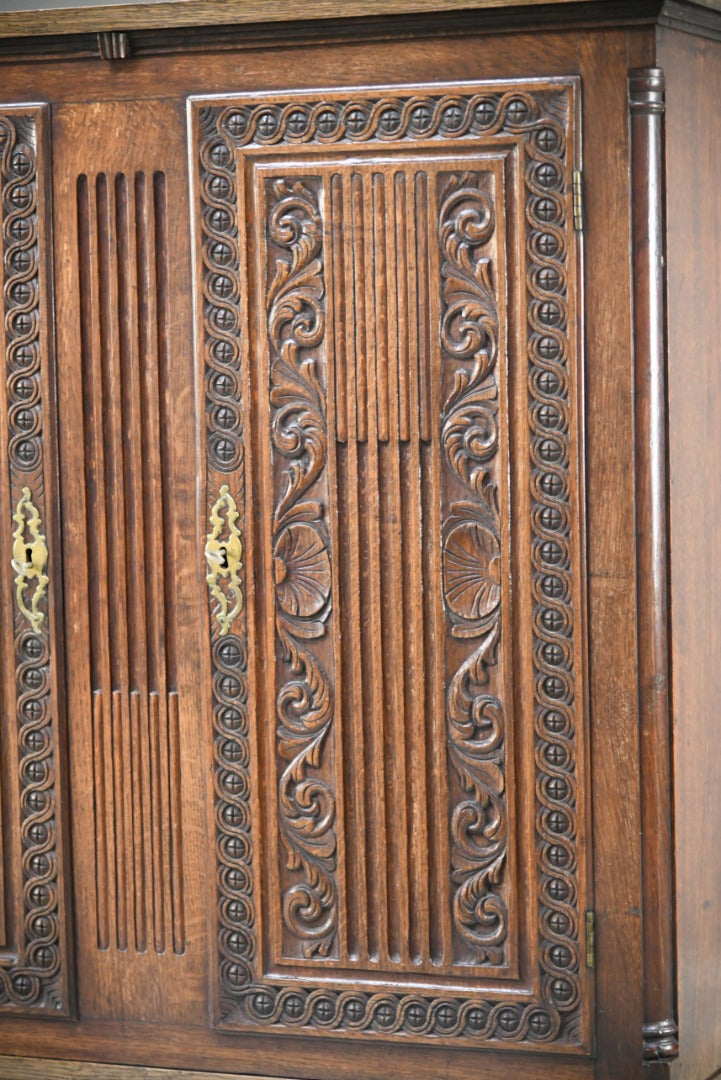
0, 106, 71, 1014
195, 79, 586, 1047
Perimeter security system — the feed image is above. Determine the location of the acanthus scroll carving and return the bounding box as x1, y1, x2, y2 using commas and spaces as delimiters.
439, 173, 508, 966
266, 178, 337, 958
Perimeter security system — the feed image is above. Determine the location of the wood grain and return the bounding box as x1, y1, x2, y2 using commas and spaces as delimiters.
0, 1059, 290, 1080
0, 103, 74, 1017
53, 95, 208, 1025
579, 28, 650, 1080
192, 77, 590, 1049
0, 0, 637, 40
0, 10, 704, 1079
660, 24, 721, 1080
629, 65, 679, 1067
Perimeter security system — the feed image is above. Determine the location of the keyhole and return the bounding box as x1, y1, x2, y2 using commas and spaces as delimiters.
218, 546, 228, 569
25, 546, 33, 564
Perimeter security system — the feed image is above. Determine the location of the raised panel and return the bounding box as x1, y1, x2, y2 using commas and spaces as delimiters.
193, 78, 590, 1054
52, 98, 207, 1023
0, 104, 72, 1016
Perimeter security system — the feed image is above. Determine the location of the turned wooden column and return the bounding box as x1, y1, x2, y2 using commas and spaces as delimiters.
629, 66, 678, 1068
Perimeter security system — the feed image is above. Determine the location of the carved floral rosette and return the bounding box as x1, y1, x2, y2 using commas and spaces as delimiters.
196, 80, 585, 1046
0, 108, 68, 1013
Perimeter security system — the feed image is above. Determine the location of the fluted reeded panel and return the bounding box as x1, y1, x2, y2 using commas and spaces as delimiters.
328, 167, 437, 971
76, 171, 185, 956
252, 158, 515, 977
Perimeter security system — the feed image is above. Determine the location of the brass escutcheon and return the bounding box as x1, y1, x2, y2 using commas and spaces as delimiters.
12, 486, 48, 633
205, 484, 243, 636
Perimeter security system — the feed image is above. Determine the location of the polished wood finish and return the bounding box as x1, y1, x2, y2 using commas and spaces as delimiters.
659, 24, 721, 1080
0, 103, 73, 1018
191, 76, 589, 1050
629, 65, 678, 1066
0, 3, 718, 1078
53, 95, 209, 1025
0, 0, 664, 38
0, 0, 719, 41
0, 1059, 288, 1080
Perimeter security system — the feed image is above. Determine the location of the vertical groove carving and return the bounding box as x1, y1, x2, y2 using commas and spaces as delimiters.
77, 169, 184, 957
404, 175, 431, 964
322, 166, 447, 969
357, 171, 387, 963
333, 168, 367, 959
377, 172, 409, 964
0, 106, 70, 1014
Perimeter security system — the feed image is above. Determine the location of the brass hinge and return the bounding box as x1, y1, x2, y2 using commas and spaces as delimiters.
585, 910, 595, 968
573, 169, 584, 232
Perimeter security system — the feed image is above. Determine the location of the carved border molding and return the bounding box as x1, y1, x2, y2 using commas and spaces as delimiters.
195, 79, 585, 1048
0, 105, 70, 1015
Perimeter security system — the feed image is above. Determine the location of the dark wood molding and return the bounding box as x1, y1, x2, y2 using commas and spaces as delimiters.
0, 1058, 292, 1080
1, 0, 717, 46
0, 3, 665, 65
660, 1, 721, 41
0, 0, 634, 38
0, 0, 675, 50
96, 30, 131, 58
629, 66, 679, 1068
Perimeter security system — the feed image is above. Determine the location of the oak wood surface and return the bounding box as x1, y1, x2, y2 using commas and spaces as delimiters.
0, 0, 718, 41
629, 65, 678, 1066
53, 94, 210, 1023
0, 10, 691, 1080
0, 1059, 287, 1080
660, 24, 721, 1080
579, 25, 651, 1080
0, 0, 646, 40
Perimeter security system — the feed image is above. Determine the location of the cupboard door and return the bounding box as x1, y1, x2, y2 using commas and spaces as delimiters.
0, 104, 73, 1017
192, 77, 592, 1054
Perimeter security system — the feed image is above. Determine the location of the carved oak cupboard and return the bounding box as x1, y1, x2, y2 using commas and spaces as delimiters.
0, 2, 719, 1079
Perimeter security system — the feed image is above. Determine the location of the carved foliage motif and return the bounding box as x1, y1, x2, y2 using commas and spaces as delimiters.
0, 109, 66, 1012
197, 81, 583, 1044
438, 173, 508, 966
266, 178, 337, 957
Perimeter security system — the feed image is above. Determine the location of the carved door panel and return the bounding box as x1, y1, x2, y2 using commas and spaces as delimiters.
50, 99, 210, 1021
0, 105, 73, 1017
192, 78, 591, 1055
